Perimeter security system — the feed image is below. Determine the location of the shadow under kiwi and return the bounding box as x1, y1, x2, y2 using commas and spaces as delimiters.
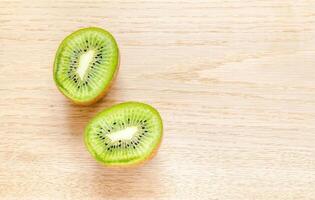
65, 89, 121, 137
90, 157, 163, 199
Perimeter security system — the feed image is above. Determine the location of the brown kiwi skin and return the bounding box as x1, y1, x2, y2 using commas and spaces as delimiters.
55, 50, 120, 106
87, 123, 163, 168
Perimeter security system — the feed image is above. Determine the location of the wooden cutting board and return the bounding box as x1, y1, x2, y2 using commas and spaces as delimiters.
1, 0, 315, 199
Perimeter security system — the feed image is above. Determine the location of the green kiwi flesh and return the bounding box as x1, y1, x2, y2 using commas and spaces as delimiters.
84, 102, 163, 166
53, 27, 119, 105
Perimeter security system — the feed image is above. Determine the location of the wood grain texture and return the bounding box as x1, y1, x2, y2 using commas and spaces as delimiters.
1, 0, 315, 199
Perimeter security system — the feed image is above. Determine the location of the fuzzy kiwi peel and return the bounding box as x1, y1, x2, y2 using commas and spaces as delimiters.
53, 27, 119, 105
84, 102, 163, 167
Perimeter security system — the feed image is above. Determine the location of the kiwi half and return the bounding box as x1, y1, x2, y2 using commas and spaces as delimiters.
84, 102, 163, 167
53, 27, 119, 105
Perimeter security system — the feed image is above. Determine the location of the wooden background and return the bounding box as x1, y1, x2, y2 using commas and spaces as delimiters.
1, 0, 315, 199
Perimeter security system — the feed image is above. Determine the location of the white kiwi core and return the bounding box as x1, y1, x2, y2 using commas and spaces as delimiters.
107, 126, 138, 142
77, 50, 94, 79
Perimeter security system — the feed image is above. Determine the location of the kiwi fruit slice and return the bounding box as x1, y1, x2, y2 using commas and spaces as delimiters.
84, 102, 163, 167
53, 27, 119, 105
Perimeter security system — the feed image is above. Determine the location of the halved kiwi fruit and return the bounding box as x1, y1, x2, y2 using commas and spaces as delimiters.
84, 102, 163, 167
53, 27, 119, 105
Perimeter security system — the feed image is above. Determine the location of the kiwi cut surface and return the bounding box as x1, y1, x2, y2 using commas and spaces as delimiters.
84, 102, 163, 167
53, 27, 119, 105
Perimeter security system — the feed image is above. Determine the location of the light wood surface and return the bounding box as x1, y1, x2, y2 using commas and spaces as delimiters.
1, 0, 315, 199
